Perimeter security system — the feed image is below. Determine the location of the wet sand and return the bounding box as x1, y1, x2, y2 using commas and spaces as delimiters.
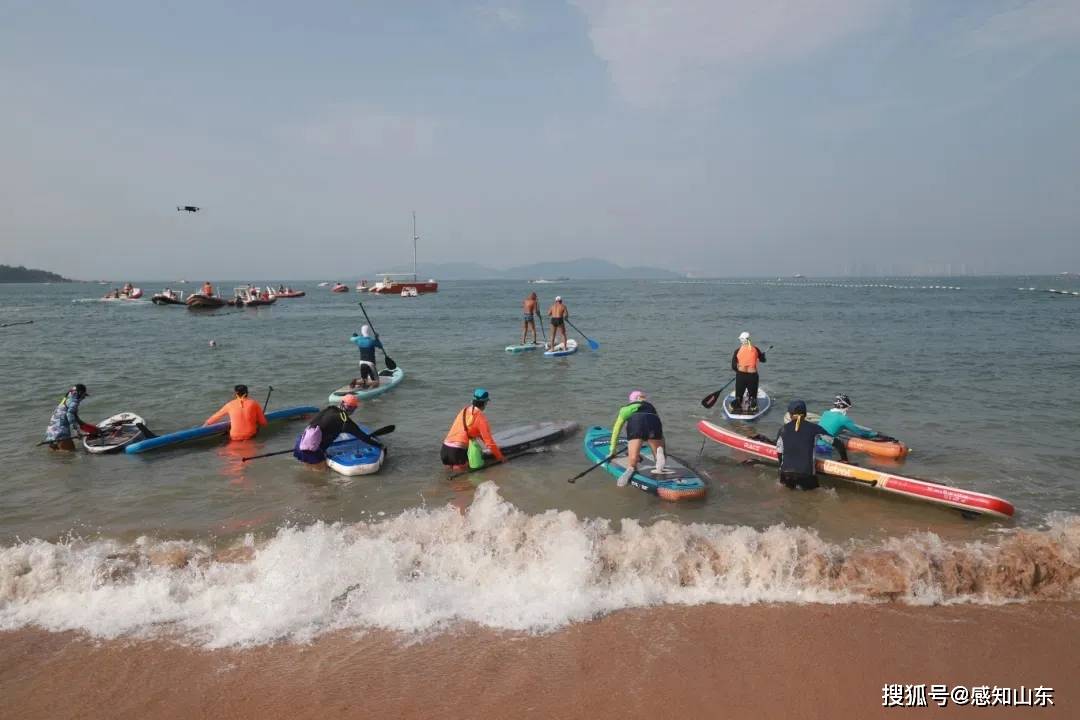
2, 603, 1077, 719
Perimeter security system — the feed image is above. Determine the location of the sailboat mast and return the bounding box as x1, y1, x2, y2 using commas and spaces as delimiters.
412, 211, 418, 280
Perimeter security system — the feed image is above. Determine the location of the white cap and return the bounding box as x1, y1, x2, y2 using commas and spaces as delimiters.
361, 325, 372, 337
555, 295, 562, 301
738, 331, 750, 341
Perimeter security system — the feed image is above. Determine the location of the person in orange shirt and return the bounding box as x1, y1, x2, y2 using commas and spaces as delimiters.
204, 384, 268, 441
730, 331, 766, 413
440, 388, 505, 470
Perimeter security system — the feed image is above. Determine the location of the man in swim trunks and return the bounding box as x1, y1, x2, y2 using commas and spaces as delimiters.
441, 388, 505, 470
547, 296, 569, 350
609, 391, 671, 487
203, 384, 268, 441
293, 394, 383, 469
349, 325, 383, 388
43, 383, 98, 451
521, 292, 540, 345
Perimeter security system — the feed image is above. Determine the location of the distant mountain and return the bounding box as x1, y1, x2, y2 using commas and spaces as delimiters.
0, 264, 72, 283
383, 258, 683, 280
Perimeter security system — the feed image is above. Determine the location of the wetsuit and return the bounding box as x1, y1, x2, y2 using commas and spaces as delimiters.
730, 344, 766, 411
442, 405, 505, 466
775, 416, 846, 490
204, 396, 268, 441
350, 334, 383, 381
609, 401, 664, 451
817, 409, 877, 438
44, 390, 96, 444
293, 406, 382, 464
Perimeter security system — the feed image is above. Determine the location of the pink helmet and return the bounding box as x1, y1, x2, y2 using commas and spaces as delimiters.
628, 390, 646, 402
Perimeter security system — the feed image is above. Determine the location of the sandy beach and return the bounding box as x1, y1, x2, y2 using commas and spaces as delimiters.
2, 602, 1076, 719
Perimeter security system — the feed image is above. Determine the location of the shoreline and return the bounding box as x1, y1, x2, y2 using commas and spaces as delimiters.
2, 602, 1077, 719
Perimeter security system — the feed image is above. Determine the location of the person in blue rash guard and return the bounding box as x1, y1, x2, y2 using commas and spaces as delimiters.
609, 391, 672, 487
348, 324, 383, 388
775, 399, 847, 490
817, 394, 879, 440
44, 383, 98, 451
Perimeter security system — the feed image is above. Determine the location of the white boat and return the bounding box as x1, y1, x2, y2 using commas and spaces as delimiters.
356, 280, 370, 292
401, 286, 419, 297
318, 282, 330, 287
369, 213, 439, 295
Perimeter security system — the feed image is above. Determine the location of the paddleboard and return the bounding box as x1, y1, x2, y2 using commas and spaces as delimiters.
815, 435, 909, 460
328, 367, 405, 403
484, 421, 579, 457
696, 420, 1014, 518
324, 427, 385, 476
544, 339, 578, 357
84, 412, 146, 454
505, 342, 546, 353
583, 426, 706, 501
721, 389, 771, 421
125, 406, 319, 454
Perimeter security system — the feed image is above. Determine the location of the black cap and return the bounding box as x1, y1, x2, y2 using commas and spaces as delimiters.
234, 384, 249, 396
74, 383, 88, 397
787, 399, 807, 415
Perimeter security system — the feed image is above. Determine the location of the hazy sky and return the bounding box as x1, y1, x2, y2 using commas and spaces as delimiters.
2, 0, 1079, 279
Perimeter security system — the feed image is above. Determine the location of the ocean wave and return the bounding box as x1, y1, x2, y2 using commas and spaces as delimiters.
1, 484, 1078, 647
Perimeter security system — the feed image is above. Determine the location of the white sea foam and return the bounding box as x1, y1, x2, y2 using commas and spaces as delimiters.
1, 483, 1078, 648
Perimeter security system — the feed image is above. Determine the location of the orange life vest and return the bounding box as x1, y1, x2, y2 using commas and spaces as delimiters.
737, 344, 759, 372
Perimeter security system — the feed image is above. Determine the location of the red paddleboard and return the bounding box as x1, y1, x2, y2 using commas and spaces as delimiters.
697, 420, 1014, 519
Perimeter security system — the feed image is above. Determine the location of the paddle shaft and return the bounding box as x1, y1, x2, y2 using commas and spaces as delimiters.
564, 318, 598, 349
263, 386, 274, 414
568, 446, 626, 483
447, 448, 544, 479
358, 301, 397, 370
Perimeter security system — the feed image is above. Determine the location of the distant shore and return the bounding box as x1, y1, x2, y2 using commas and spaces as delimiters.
0, 264, 72, 283
2, 602, 1076, 719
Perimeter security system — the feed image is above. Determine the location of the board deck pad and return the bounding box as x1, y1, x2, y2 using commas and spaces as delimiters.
505, 342, 546, 353
721, 389, 772, 421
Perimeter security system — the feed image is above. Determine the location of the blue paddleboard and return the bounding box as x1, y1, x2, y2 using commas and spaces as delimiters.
324, 425, 386, 476
126, 405, 319, 454
582, 426, 706, 501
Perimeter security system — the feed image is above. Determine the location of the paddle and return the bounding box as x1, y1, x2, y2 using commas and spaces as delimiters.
567, 445, 626, 483
358, 301, 397, 370
564, 318, 599, 350
536, 308, 547, 344
446, 447, 547, 479
263, 385, 274, 413
241, 424, 397, 462
700, 345, 773, 409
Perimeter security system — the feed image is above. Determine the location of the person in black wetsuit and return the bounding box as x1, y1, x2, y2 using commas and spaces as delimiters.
775, 399, 847, 490
293, 394, 383, 468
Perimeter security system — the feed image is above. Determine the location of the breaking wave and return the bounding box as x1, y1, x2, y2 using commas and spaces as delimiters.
1, 483, 1078, 647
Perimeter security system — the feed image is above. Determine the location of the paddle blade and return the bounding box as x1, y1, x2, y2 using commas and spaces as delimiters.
383, 354, 397, 370
370, 424, 396, 436
700, 391, 721, 409
586, 338, 600, 351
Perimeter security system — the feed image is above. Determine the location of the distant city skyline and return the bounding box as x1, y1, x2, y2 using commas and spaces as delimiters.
2, 1, 1079, 278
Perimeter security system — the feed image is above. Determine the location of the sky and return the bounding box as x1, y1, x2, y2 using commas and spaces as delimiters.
2, 0, 1079, 279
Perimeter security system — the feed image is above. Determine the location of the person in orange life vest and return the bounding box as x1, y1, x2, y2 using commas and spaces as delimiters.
203, 384, 267, 441
730, 331, 766, 412
440, 388, 505, 470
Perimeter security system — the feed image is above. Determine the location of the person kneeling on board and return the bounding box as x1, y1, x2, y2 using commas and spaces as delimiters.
43, 383, 98, 451
203, 384, 267, 441
730, 331, 766, 412
776, 400, 847, 490
349, 325, 383, 388
293, 395, 383, 468
817, 394, 880, 443
610, 391, 672, 487
441, 388, 505, 471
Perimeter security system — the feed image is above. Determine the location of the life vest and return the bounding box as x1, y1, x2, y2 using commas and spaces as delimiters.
737, 344, 759, 372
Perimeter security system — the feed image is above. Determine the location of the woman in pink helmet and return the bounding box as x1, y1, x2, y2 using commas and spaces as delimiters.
608, 390, 671, 487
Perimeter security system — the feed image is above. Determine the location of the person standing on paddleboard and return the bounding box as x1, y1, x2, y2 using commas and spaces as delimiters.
293, 395, 383, 469
43, 384, 97, 451
817, 394, 879, 441
441, 388, 505, 470
730, 331, 766, 413
609, 391, 672, 487
776, 400, 847, 490
547, 296, 569, 351
521, 292, 540, 345
349, 325, 383, 389
203, 384, 267, 441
